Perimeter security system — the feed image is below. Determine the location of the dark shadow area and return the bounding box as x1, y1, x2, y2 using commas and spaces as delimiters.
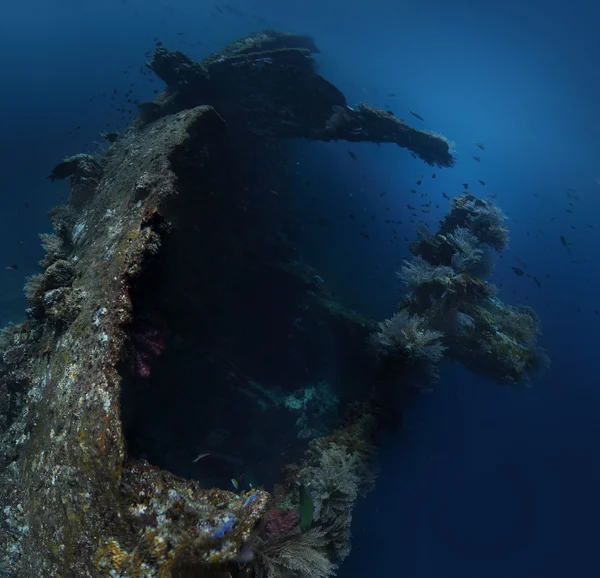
120, 130, 375, 491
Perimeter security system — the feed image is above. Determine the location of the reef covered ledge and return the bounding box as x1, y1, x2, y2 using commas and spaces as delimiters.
0, 94, 382, 575
144, 30, 456, 168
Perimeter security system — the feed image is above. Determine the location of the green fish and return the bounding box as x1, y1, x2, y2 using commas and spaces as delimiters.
298, 479, 313, 532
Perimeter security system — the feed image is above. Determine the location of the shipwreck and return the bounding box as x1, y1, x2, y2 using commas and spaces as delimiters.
0, 31, 545, 577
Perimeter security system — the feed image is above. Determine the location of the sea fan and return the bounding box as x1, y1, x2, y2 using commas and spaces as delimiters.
252, 528, 337, 578
299, 441, 362, 561
463, 198, 506, 229
369, 311, 446, 365
396, 257, 454, 296
462, 198, 509, 250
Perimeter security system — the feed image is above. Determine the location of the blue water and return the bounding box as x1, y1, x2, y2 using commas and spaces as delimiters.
2, 0, 600, 576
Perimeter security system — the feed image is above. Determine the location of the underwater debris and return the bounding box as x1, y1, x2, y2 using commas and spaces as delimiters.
143, 31, 456, 167
374, 194, 548, 386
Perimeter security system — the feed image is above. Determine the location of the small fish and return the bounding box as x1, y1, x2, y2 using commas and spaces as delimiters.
388, 92, 396, 97
566, 188, 580, 201
416, 180, 422, 185
533, 276, 541, 289
463, 183, 469, 189
473, 155, 481, 162
512, 266, 524, 276
4, 264, 18, 270
442, 192, 450, 200
348, 151, 357, 160
478, 180, 486, 185
560, 235, 571, 252
475, 141, 485, 150
432, 173, 436, 178
408, 110, 424, 121
231, 478, 239, 490
192, 452, 210, 463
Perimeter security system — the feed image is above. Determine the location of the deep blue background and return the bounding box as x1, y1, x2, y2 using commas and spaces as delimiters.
1, 1, 599, 576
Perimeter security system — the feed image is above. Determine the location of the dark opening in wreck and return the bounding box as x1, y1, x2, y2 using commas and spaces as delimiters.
118, 127, 375, 492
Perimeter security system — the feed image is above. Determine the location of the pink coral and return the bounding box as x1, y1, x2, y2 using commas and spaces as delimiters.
128, 323, 166, 377
264, 508, 300, 540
